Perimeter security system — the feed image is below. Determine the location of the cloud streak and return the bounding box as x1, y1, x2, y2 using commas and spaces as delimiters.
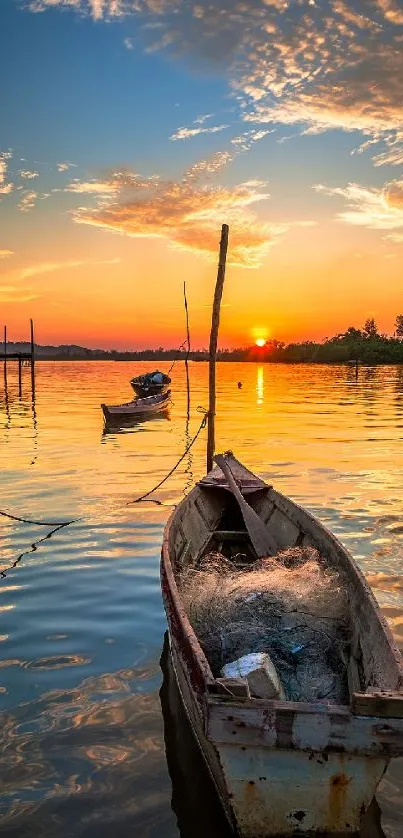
18, 189, 51, 212
0, 250, 14, 259
0, 151, 13, 197
315, 179, 403, 231
19, 169, 39, 180
70, 155, 277, 266
57, 161, 75, 172
13, 257, 121, 282
170, 124, 229, 141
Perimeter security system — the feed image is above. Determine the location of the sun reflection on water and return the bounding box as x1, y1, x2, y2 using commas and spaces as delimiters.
256, 365, 264, 405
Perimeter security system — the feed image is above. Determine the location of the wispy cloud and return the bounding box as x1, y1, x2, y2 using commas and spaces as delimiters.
0, 151, 13, 197
29, 0, 129, 18
18, 190, 50, 212
194, 113, 214, 125
19, 169, 39, 180
65, 179, 120, 194
124, 36, 134, 49
27, 2, 403, 167
385, 233, 403, 243
314, 180, 403, 231
14, 257, 121, 282
231, 128, 273, 152
57, 161, 75, 173
170, 124, 229, 141
70, 154, 277, 267
0, 288, 39, 304
0, 250, 14, 259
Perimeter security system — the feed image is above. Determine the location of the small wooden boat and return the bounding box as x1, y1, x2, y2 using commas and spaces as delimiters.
130, 370, 171, 398
101, 390, 171, 424
161, 452, 403, 837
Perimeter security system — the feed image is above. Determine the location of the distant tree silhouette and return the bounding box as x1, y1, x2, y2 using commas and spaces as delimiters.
395, 315, 403, 339
363, 318, 378, 339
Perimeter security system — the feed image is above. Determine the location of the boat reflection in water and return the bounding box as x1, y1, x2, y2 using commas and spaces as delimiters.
160, 633, 385, 838
160, 633, 233, 838
101, 410, 171, 438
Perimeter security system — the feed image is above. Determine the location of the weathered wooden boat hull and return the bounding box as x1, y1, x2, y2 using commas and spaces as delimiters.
101, 390, 171, 424
168, 634, 387, 836
130, 382, 170, 397
161, 456, 403, 837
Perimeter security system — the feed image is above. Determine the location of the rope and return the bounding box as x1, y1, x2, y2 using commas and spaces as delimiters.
0, 510, 80, 527
167, 339, 187, 375
1, 523, 68, 579
128, 408, 208, 504
0, 408, 209, 576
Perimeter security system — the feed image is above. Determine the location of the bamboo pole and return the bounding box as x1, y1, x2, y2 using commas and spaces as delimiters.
207, 224, 229, 473
3, 325, 7, 383
183, 281, 191, 422
30, 318, 35, 396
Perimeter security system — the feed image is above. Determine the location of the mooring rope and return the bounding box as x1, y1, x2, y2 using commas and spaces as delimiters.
0, 408, 208, 577
0, 510, 79, 527
128, 408, 207, 504
167, 338, 188, 376
1, 523, 68, 579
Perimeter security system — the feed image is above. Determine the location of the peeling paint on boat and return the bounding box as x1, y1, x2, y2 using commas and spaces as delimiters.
161, 455, 403, 836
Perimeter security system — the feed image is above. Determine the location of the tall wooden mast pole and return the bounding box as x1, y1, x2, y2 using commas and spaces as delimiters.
207, 224, 229, 473
30, 318, 35, 395
183, 281, 191, 422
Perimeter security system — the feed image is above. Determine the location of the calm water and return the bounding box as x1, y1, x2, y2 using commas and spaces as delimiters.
1, 361, 403, 837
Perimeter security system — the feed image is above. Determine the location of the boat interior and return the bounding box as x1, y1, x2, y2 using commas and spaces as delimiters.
169, 457, 403, 705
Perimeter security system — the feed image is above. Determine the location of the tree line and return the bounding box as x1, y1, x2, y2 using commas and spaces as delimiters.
6, 316, 403, 363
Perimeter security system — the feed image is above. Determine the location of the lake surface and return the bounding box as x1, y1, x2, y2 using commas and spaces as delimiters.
1, 360, 403, 838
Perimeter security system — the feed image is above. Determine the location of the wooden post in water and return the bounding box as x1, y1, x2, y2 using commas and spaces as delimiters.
207, 224, 229, 473
183, 281, 191, 422
3, 325, 7, 383
30, 318, 35, 396
18, 357, 22, 396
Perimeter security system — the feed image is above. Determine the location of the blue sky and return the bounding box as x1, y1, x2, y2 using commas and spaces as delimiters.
1, 0, 403, 348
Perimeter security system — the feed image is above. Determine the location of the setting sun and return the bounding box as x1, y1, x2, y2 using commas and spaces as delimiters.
255, 338, 267, 348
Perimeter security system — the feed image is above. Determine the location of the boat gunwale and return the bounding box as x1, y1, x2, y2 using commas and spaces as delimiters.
162, 485, 217, 694
102, 390, 171, 416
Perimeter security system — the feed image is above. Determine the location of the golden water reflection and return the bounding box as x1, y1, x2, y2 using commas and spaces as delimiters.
1, 361, 403, 836
256, 365, 264, 405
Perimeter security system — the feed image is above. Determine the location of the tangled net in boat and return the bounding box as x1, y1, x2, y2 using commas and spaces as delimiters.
180, 547, 350, 704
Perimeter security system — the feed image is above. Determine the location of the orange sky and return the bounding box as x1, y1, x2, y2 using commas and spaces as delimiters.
3, 228, 402, 350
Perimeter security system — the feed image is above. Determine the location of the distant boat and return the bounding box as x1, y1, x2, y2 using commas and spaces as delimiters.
101, 390, 171, 424
130, 370, 171, 397
161, 451, 403, 837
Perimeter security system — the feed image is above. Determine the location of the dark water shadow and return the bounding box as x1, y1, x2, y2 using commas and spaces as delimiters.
160, 633, 233, 838
159, 634, 386, 838
101, 411, 171, 438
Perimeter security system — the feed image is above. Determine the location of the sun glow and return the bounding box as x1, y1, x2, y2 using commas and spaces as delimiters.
255, 338, 267, 347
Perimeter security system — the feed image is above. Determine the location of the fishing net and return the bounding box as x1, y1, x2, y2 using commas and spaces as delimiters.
180, 547, 350, 704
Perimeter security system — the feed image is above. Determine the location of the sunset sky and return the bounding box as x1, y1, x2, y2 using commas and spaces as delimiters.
1, 0, 403, 349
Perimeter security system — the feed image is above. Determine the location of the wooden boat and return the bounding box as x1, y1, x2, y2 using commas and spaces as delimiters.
101, 390, 171, 424
161, 452, 403, 837
130, 370, 171, 398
